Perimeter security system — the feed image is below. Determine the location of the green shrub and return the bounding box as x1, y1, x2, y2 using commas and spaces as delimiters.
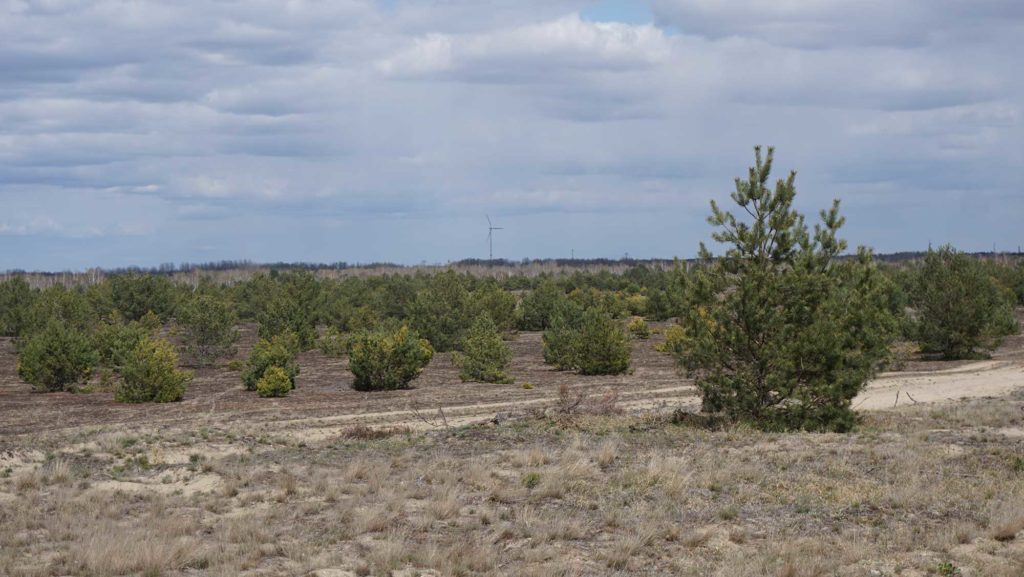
575, 309, 631, 375
518, 280, 565, 331
349, 326, 433, 391
93, 313, 153, 369
255, 271, 320, 351
242, 333, 300, 391
17, 321, 97, 392
256, 366, 293, 398
317, 326, 349, 358
115, 337, 192, 403
470, 282, 518, 333
454, 315, 513, 383
109, 273, 177, 321
627, 316, 651, 339
22, 285, 98, 336
542, 306, 630, 375
408, 270, 473, 352
675, 146, 896, 432
542, 303, 583, 371
0, 277, 35, 337
176, 295, 239, 366
912, 246, 1018, 359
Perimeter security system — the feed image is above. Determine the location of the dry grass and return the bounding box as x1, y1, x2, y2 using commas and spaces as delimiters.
1, 392, 1023, 576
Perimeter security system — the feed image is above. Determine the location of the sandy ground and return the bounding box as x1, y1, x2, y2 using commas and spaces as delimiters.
1, 322, 1023, 439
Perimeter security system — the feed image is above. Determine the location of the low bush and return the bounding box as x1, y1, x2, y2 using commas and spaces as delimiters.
575, 309, 631, 375
17, 321, 97, 392
317, 326, 349, 358
349, 326, 433, 391
115, 337, 192, 403
93, 314, 153, 370
176, 295, 239, 367
242, 332, 300, 391
912, 246, 1018, 359
627, 316, 651, 339
256, 366, 293, 398
454, 315, 513, 383
543, 307, 631, 375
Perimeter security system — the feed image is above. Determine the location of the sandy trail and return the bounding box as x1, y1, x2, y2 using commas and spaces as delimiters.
257, 360, 1024, 439
856, 360, 1024, 410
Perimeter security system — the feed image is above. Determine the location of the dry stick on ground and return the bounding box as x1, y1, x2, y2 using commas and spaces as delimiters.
409, 402, 450, 430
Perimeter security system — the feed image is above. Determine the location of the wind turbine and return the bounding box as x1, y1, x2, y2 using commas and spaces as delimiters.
487, 215, 503, 261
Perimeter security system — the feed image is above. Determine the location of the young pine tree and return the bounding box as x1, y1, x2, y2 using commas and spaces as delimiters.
912, 246, 1018, 359
176, 294, 239, 367
675, 146, 895, 432
17, 321, 98, 393
349, 326, 434, 391
115, 337, 192, 403
454, 315, 513, 383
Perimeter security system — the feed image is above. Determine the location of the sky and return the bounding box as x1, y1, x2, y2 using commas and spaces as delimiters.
1, 0, 1022, 271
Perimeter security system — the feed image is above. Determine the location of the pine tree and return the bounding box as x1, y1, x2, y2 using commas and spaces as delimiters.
675, 146, 895, 432
454, 315, 513, 383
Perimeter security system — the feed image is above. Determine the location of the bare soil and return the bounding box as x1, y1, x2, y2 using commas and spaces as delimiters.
1, 324, 1024, 576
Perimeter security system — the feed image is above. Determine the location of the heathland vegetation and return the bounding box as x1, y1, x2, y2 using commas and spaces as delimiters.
0, 148, 1019, 430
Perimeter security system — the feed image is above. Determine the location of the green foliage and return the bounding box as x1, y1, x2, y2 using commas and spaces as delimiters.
542, 305, 630, 375
317, 326, 349, 358
242, 333, 300, 391
0, 277, 35, 337
23, 285, 97, 336
574, 309, 631, 375
469, 281, 518, 333
627, 316, 651, 339
409, 270, 473, 352
115, 337, 192, 403
542, 301, 584, 370
256, 366, 293, 398
454, 315, 513, 383
110, 274, 177, 321
17, 321, 97, 392
518, 280, 566, 331
675, 146, 896, 432
255, 271, 320, 350
93, 313, 154, 369
911, 247, 1018, 359
349, 326, 433, 391
176, 295, 239, 366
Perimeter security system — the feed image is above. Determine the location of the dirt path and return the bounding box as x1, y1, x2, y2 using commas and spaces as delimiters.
2, 326, 1023, 439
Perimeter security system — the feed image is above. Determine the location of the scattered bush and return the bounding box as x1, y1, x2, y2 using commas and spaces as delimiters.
115, 337, 192, 403
453, 315, 513, 383
542, 303, 583, 371
17, 321, 97, 392
409, 269, 473, 352
575, 309, 631, 375
22, 285, 98, 336
675, 146, 895, 432
518, 280, 565, 331
470, 281, 518, 333
253, 271, 320, 351
543, 306, 630, 375
176, 295, 239, 366
93, 313, 153, 369
317, 326, 349, 358
242, 333, 300, 391
0, 277, 35, 337
256, 366, 293, 398
109, 273, 177, 321
911, 246, 1018, 359
349, 326, 433, 391
627, 316, 651, 339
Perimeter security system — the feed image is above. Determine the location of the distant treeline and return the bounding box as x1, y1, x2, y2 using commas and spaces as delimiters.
4, 251, 1022, 282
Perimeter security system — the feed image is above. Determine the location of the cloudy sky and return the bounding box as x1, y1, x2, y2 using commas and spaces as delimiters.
2, 0, 1022, 270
